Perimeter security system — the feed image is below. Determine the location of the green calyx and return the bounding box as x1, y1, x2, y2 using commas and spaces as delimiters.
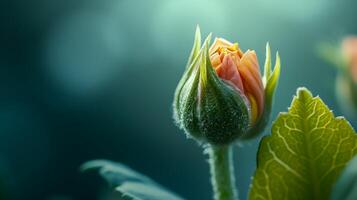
173, 27, 250, 145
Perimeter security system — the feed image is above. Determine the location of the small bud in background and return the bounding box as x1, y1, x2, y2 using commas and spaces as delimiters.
318, 37, 357, 116
173, 27, 281, 145
342, 37, 357, 83
337, 37, 357, 114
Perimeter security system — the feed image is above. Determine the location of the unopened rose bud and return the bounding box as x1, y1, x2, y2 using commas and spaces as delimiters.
173, 27, 280, 145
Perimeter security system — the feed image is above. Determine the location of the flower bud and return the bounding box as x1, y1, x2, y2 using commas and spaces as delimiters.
318, 37, 357, 116
336, 37, 357, 114
209, 38, 264, 124
342, 37, 357, 83
173, 27, 280, 144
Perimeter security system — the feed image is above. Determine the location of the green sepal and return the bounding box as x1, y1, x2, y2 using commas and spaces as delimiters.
173, 26, 202, 125
186, 26, 201, 68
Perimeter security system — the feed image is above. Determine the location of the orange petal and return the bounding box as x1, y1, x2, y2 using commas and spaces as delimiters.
228, 52, 241, 67
210, 38, 234, 53
217, 55, 244, 92
240, 50, 264, 91
210, 52, 222, 69
237, 61, 264, 118
215, 64, 223, 77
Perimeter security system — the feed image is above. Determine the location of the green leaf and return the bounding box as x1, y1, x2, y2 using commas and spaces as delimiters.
81, 160, 184, 200
249, 87, 357, 200
331, 155, 357, 200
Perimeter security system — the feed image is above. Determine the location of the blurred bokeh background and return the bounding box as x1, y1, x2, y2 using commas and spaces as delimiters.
1, 0, 357, 199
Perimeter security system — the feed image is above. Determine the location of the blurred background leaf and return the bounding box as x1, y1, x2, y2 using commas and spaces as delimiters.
81, 160, 184, 200
331, 155, 357, 200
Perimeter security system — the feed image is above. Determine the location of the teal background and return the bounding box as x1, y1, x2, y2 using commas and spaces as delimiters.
0, 0, 356, 199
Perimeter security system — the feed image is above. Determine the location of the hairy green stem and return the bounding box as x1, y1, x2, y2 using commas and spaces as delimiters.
207, 145, 238, 200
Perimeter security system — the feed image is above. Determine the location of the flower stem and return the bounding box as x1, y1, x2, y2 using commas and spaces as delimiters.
207, 144, 238, 200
